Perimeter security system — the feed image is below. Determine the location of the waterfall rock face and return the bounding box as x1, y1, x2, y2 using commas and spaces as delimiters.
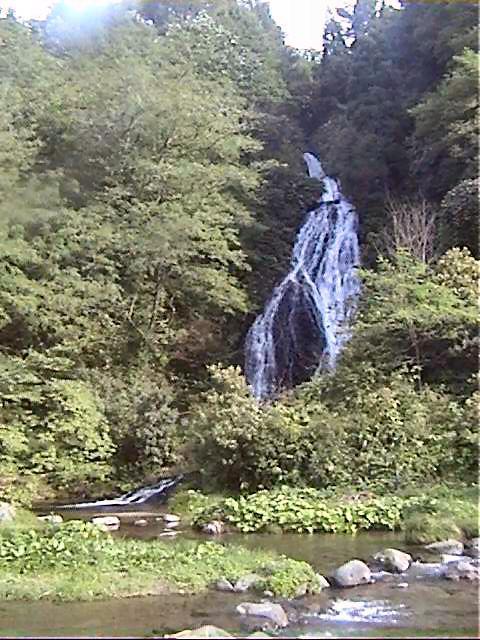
245, 153, 360, 399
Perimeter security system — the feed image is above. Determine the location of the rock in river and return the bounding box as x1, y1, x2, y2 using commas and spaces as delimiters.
91, 515, 120, 531
371, 548, 412, 573
424, 539, 464, 556
444, 560, 479, 582
201, 520, 225, 536
333, 559, 372, 587
38, 514, 63, 525
234, 573, 262, 593
168, 625, 232, 638
465, 538, 480, 558
214, 577, 234, 592
236, 602, 289, 629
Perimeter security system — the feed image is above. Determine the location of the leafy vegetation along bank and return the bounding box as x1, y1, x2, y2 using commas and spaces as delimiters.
0, 516, 319, 602
172, 485, 479, 541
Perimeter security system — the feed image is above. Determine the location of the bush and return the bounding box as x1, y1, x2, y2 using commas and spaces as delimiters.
1, 358, 115, 500
402, 485, 479, 543
189, 365, 476, 492
192, 486, 436, 534
188, 365, 321, 491
98, 371, 181, 477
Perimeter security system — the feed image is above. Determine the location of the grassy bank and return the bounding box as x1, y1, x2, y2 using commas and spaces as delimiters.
0, 519, 320, 602
171, 484, 479, 541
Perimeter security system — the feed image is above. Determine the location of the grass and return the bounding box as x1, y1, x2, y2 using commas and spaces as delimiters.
401, 484, 479, 544
0, 519, 320, 602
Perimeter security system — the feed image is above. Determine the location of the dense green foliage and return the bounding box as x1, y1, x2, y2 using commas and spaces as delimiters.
189, 361, 477, 492
0, 519, 320, 600
174, 484, 479, 540
193, 487, 426, 534
0, 0, 478, 503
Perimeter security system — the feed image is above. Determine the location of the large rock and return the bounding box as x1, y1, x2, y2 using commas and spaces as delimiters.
372, 548, 412, 573
465, 538, 480, 558
333, 559, 372, 587
236, 602, 289, 629
234, 573, 262, 593
444, 560, 479, 582
424, 539, 464, 556
0, 502, 15, 524
91, 515, 120, 531
168, 625, 232, 638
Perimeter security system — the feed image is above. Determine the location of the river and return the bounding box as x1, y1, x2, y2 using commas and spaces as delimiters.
1, 505, 478, 638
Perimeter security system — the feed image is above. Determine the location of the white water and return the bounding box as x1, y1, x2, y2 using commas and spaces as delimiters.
57, 476, 182, 509
245, 153, 360, 399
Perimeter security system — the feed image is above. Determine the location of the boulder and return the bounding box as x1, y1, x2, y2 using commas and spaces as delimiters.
234, 573, 262, 593
465, 538, 480, 558
168, 625, 232, 638
214, 577, 234, 592
236, 602, 289, 629
424, 539, 464, 556
158, 530, 178, 537
0, 502, 15, 524
201, 520, 225, 536
91, 515, 120, 531
164, 520, 180, 529
408, 561, 446, 579
134, 519, 148, 527
333, 559, 372, 587
371, 548, 412, 573
38, 514, 63, 525
444, 560, 479, 582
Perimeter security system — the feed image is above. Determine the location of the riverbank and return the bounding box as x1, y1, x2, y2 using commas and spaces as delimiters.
170, 483, 479, 543
0, 517, 321, 602
1, 483, 477, 605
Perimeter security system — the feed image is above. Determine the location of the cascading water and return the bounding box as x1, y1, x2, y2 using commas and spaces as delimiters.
245, 152, 360, 399
56, 475, 184, 509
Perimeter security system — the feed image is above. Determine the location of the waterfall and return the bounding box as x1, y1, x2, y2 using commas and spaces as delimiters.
245, 153, 360, 399
56, 475, 183, 509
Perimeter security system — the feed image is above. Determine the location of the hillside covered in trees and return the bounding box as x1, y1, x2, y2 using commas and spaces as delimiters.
0, 0, 478, 503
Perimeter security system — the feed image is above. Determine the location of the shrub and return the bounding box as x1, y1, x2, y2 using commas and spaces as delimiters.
192, 486, 435, 534
1, 362, 115, 499
189, 365, 475, 492
188, 365, 320, 490
98, 371, 181, 477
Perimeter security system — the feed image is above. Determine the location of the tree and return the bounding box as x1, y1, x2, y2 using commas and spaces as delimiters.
410, 49, 479, 201
346, 250, 478, 392
376, 197, 439, 264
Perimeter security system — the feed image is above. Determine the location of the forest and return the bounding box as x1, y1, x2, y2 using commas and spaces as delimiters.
0, 0, 478, 507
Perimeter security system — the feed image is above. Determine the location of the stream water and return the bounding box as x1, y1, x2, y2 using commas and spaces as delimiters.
1, 505, 478, 638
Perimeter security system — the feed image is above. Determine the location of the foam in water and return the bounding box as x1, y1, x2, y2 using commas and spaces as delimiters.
58, 475, 183, 509
245, 153, 360, 399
